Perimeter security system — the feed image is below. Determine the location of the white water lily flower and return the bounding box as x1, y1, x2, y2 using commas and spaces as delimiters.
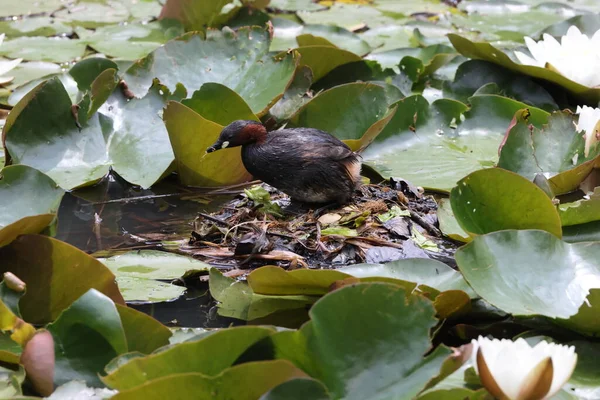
515, 26, 600, 88
471, 336, 577, 400
0, 34, 23, 86
575, 105, 600, 157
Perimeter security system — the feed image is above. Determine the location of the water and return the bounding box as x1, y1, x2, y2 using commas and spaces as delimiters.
55, 171, 239, 328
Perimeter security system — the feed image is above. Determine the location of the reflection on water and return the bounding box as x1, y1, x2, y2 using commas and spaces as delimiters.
55, 171, 241, 327
55, 172, 233, 255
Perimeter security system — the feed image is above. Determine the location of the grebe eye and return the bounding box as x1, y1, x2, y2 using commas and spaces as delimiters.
221, 141, 229, 149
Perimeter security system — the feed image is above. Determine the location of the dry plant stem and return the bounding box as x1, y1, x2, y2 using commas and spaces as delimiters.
409, 210, 442, 237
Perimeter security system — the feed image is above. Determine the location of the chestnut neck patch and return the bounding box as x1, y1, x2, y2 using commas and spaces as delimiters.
240, 123, 267, 144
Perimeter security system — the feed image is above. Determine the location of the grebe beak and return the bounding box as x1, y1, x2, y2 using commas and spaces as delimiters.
206, 146, 217, 153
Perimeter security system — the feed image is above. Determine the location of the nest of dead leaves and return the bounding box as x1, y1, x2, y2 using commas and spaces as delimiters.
180, 178, 458, 271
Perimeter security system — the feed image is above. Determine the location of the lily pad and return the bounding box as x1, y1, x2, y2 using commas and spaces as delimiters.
47, 289, 128, 387
559, 187, 600, 227
110, 360, 306, 400
450, 168, 562, 238
288, 82, 396, 150
163, 93, 254, 186
112, 277, 185, 303
103, 326, 276, 390
123, 27, 297, 115
54, 1, 130, 28
209, 269, 318, 321
4, 78, 111, 189
339, 258, 475, 297
442, 59, 559, 112
0, 37, 86, 63
272, 283, 451, 399
0, 0, 64, 17
0, 165, 64, 247
69, 58, 119, 91
296, 24, 372, 56
498, 110, 600, 195
455, 229, 600, 321
294, 45, 362, 83
100, 250, 210, 280
158, 0, 233, 31
0, 234, 125, 324
259, 378, 330, 400
248, 266, 350, 296
363, 94, 550, 192
437, 198, 470, 243
448, 34, 600, 104
6, 77, 176, 189
0, 17, 72, 38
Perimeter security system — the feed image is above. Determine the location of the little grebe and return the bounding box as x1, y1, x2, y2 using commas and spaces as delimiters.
207, 120, 361, 205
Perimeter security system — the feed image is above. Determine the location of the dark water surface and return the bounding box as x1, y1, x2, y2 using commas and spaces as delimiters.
55, 172, 240, 328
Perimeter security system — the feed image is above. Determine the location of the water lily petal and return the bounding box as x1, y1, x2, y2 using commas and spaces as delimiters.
0, 76, 14, 85
575, 105, 600, 157
0, 33, 4, 47
514, 51, 539, 68
476, 346, 508, 400
0, 58, 23, 77
516, 356, 553, 400
543, 343, 577, 398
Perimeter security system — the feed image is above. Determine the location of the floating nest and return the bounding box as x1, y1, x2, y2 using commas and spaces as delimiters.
180, 178, 458, 271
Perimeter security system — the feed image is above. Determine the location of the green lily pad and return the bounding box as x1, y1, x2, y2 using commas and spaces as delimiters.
360, 25, 414, 54
7, 72, 78, 107
269, 0, 326, 12
437, 198, 470, 243
367, 44, 456, 78
100, 250, 210, 280
0, 165, 63, 247
288, 82, 395, 150
448, 34, 600, 104
47, 289, 128, 387
455, 229, 600, 321
541, 12, 600, 37
0, 0, 64, 17
339, 258, 475, 297
123, 27, 297, 116
158, 0, 233, 31
450, 168, 562, 238
210, 269, 318, 321
79, 20, 184, 60
298, 4, 396, 30
294, 45, 362, 83
96, 85, 175, 189
112, 277, 185, 303
116, 304, 172, 355
5, 77, 175, 189
0, 37, 86, 63
248, 266, 350, 296
103, 326, 276, 390
163, 94, 254, 186
259, 378, 330, 400
1, 61, 61, 92
295, 24, 372, 56
560, 288, 600, 336
4, 78, 111, 189
498, 110, 600, 195
110, 360, 306, 400
442, 59, 558, 112
363, 94, 550, 192
272, 283, 451, 399
0, 17, 72, 38
69, 58, 119, 91
269, 65, 313, 122
0, 234, 125, 324
559, 187, 600, 227
54, 0, 130, 28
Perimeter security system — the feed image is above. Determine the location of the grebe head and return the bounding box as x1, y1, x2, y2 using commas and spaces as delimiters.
206, 120, 267, 153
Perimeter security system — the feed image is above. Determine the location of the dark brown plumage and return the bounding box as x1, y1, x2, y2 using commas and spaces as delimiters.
207, 120, 361, 204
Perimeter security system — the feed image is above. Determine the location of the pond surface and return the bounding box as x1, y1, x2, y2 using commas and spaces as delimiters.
54, 172, 241, 328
